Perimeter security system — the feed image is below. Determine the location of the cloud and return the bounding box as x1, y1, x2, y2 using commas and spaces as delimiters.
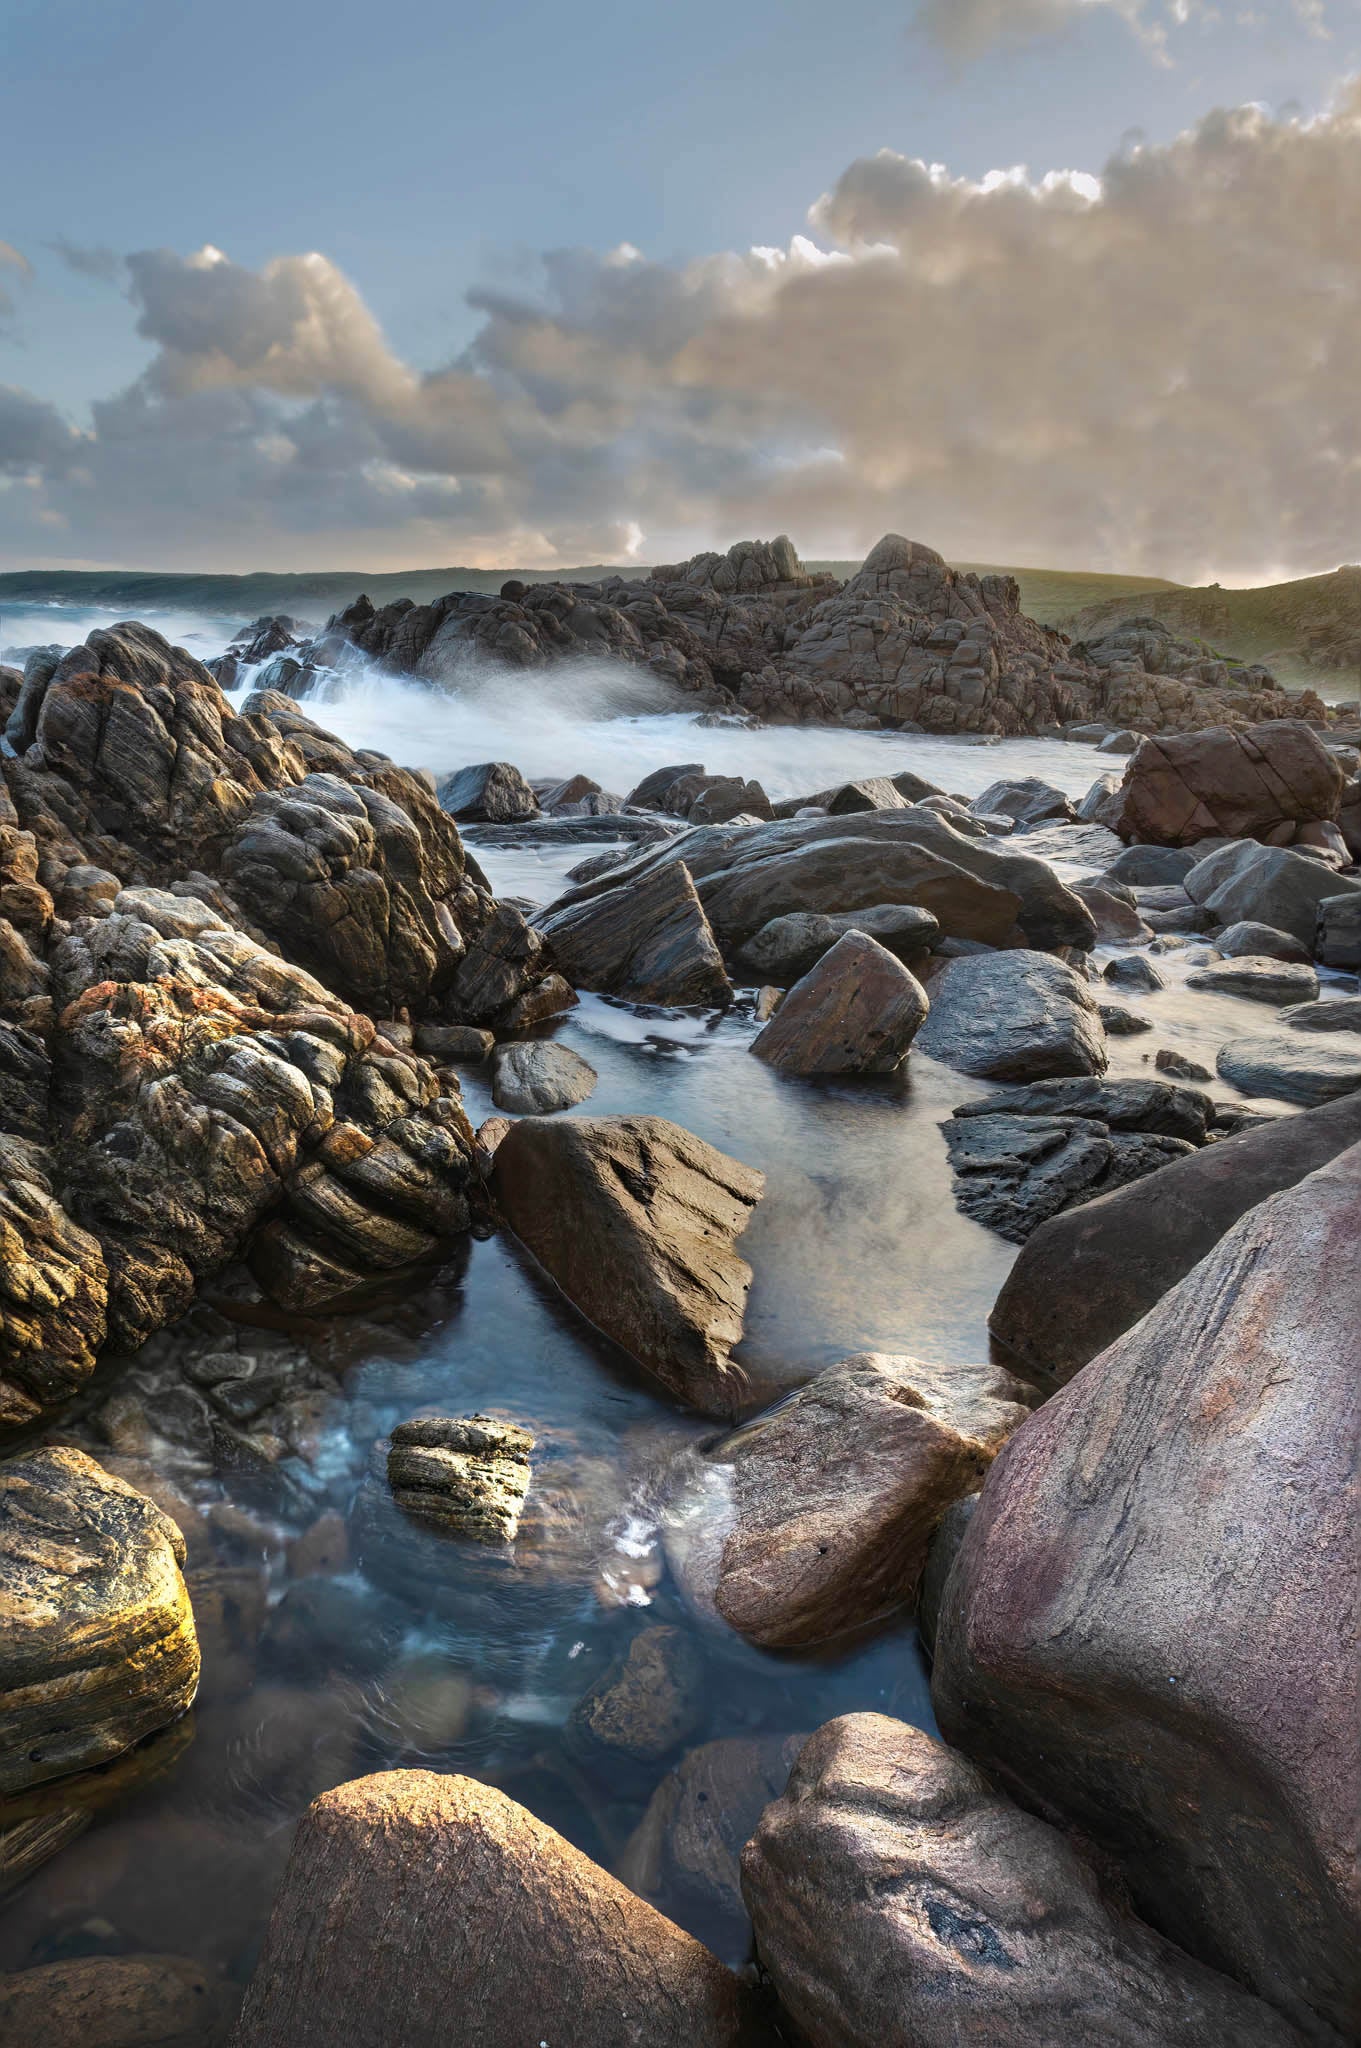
0, 80, 1359, 580
0, 240, 32, 326
915, 0, 1338, 61
47, 239, 123, 284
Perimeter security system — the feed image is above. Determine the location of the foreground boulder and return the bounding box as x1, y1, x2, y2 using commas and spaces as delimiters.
1107, 722, 1345, 846
990, 1090, 1361, 1383
232, 1771, 772, 2048
742, 1715, 1307, 2048
0, 1954, 231, 2048
750, 931, 929, 1076
535, 859, 733, 1005
492, 1116, 764, 1417
662, 1354, 1029, 1647
916, 950, 1107, 1081
935, 1149, 1361, 2041
0, 1447, 200, 1794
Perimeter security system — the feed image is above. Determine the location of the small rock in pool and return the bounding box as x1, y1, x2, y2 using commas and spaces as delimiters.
1156, 1047, 1213, 1081
492, 1040, 598, 1115
1186, 957, 1320, 1007
1103, 955, 1164, 993
387, 1415, 535, 1543
1100, 1002, 1153, 1035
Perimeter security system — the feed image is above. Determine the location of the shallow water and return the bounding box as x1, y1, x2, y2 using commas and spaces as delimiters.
3, 607, 1353, 2017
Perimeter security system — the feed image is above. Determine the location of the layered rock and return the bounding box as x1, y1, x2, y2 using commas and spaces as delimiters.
534, 859, 733, 1005
232, 1771, 772, 2048
743, 1715, 1308, 2048
386, 1414, 534, 1541
934, 1148, 1361, 2041
491, 1115, 764, 1417
0, 1447, 200, 1794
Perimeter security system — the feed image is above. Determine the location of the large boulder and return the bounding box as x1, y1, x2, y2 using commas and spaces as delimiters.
736, 903, 938, 983
750, 931, 930, 1076
989, 1090, 1361, 1384
661, 1353, 1029, 1648
742, 1715, 1307, 2048
1185, 842, 1361, 950
0, 1447, 200, 1794
231, 1771, 772, 2048
535, 859, 732, 1005
491, 1115, 764, 1417
1107, 722, 1345, 846
436, 760, 539, 822
1215, 1031, 1361, 1106
934, 1148, 1361, 2041
916, 950, 1108, 1081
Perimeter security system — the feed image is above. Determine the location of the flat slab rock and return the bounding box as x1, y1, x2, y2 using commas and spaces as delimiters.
662, 1352, 1030, 1648
750, 930, 930, 1075
742, 1715, 1307, 2048
1186, 956, 1320, 1005
1216, 1031, 1361, 1106
491, 1114, 764, 1418
916, 949, 1108, 1082
386, 1415, 534, 1543
936, 1147, 1361, 2040
942, 1113, 1197, 1243
0, 1447, 200, 1795
490, 1039, 597, 1114
232, 1771, 774, 2048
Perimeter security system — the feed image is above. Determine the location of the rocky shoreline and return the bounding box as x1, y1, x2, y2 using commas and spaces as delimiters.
1, 596, 1357, 2046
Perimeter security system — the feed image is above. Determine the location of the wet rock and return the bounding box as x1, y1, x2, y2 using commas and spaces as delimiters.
0, 1953, 231, 2048
1071, 880, 1151, 942
989, 1087, 1361, 1384
259, 1574, 404, 1681
1187, 957, 1320, 1005
626, 763, 705, 810
0, 1137, 109, 1428
567, 1624, 706, 1766
935, 1148, 1361, 2042
743, 1715, 1307, 2048
1102, 952, 1164, 992
916, 950, 1107, 1082
1215, 920, 1311, 962
0, 1448, 200, 1794
232, 1770, 771, 2048
536, 858, 732, 1005
736, 904, 938, 983
750, 931, 930, 1076
941, 1113, 1196, 1242
664, 1354, 1029, 1648
1186, 841, 1361, 950
491, 1039, 597, 1114
686, 777, 773, 826
952, 1077, 1212, 1140
412, 1023, 493, 1062
1317, 891, 1361, 968
1216, 1031, 1361, 1105
436, 760, 539, 822
1107, 721, 1345, 846
492, 1115, 764, 1418
1099, 1001, 1153, 1034
1156, 1046, 1213, 1081
1105, 844, 1202, 886
971, 776, 1074, 827
1281, 996, 1361, 1032
916, 1493, 977, 1659
386, 1414, 534, 1542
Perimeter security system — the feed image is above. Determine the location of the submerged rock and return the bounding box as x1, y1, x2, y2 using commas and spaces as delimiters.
232, 1771, 772, 2048
750, 931, 930, 1076
536, 859, 732, 1006
743, 1715, 1307, 2048
935, 1147, 1361, 2042
490, 1039, 597, 1114
491, 1115, 764, 1418
0, 1953, 232, 2048
386, 1415, 534, 1542
916, 950, 1107, 1081
0, 1448, 200, 1795
567, 1624, 706, 1767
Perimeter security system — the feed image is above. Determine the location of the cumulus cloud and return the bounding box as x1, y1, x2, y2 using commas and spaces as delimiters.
916, 0, 1337, 61
2, 80, 1359, 579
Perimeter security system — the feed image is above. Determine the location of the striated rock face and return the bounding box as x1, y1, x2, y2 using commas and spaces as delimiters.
492, 1115, 764, 1417
534, 859, 733, 1005
1106, 721, 1345, 847
663, 1354, 1030, 1648
750, 931, 929, 1076
0, 1447, 200, 1794
386, 1414, 534, 1541
742, 1715, 1308, 2048
917, 950, 1108, 1082
934, 1148, 1361, 2042
231, 1771, 774, 2048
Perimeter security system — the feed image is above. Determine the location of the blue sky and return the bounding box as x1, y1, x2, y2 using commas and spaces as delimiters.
2, 0, 1358, 575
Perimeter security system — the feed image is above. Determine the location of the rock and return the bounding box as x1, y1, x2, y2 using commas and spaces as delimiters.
1102, 953, 1164, 992
436, 760, 539, 822
1281, 997, 1361, 1033
1155, 1047, 1213, 1080
0, 1953, 231, 2048
567, 1624, 705, 1766
917, 1494, 977, 1658
1075, 773, 1120, 822
0, 1137, 109, 1428
536, 859, 732, 1005
742, 1715, 1307, 2048
1105, 844, 1202, 886
1098, 725, 1140, 753
491, 1040, 597, 1114
1107, 722, 1345, 845
989, 1090, 1361, 1384
934, 1147, 1361, 2042
736, 904, 938, 983
687, 777, 773, 826
1216, 1032, 1361, 1106
662, 1354, 1029, 1648
626, 763, 705, 810
971, 777, 1074, 826
0, 1448, 200, 1794
232, 1771, 771, 2048
386, 1414, 534, 1541
1071, 880, 1151, 942
749, 932, 930, 1076
1186, 841, 1361, 949
916, 951, 1107, 1082
1317, 892, 1361, 968
491, 1116, 764, 1418
412, 1023, 494, 1061
955, 1076, 1209, 1136
1099, 1001, 1153, 1034
942, 1112, 1197, 1242
1214, 921, 1311, 963
1186, 957, 1320, 1005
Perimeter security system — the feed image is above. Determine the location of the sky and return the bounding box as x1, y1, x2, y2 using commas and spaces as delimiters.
1, 0, 1358, 582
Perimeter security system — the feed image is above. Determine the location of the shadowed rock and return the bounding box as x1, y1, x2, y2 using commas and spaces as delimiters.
536, 859, 732, 1005
750, 931, 929, 1075
736, 903, 937, 983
